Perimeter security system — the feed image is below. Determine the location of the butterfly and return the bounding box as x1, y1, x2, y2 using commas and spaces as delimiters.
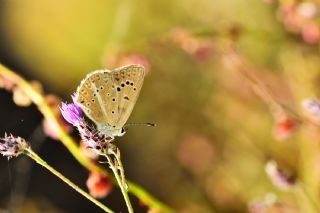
74, 64, 145, 138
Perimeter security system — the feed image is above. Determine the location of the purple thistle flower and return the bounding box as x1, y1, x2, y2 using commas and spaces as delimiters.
302, 98, 320, 117
61, 94, 113, 154
0, 134, 29, 159
60, 97, 84, 126
77, 123, 113, 155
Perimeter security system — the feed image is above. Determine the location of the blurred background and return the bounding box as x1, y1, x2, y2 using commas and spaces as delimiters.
1, 0, 320, 212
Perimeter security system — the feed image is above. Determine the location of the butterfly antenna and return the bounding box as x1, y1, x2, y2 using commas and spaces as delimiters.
124, 122, 156, 128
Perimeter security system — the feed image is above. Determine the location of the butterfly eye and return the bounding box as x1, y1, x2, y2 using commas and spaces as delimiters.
121, 128, 125, 134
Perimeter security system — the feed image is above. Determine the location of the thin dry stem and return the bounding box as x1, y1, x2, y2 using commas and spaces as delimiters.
25, 148, 114, 213
105, 152, 133, 213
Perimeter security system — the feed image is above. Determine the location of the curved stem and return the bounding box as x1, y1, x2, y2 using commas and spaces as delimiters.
25, 148, 114, 213
105, 153, 133, 213
0, 64, 176, 213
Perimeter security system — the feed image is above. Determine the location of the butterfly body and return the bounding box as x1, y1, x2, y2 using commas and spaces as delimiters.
97, 123, 126, 138
74, 64, 145, 138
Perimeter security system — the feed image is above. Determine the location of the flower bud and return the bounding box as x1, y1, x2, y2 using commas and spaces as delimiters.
0, 134, 29, 159
272, 114, 298, 141
60, 95, 84, 126
265, 160, 296, 190
86, 172, 113, 199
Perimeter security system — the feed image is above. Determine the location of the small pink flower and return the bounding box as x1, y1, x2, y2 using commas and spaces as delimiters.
170, 28, 213, 60
105, 51, 151, 73
273, 114, 298, 141
120, 54, 151, 73
265, 160, 295, 191
86, 172, 113, 198
0, 76, 15, 91
302, 23, 320, 44
42, 118, 72, 140
302, 98, 320, 116
193, 45, 213, 61
12, 81, 42, 107
43, 95, 72, 139
278, 3, 302, 33
297, 2, 318, 19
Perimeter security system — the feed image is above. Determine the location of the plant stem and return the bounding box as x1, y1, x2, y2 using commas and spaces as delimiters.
295, 181, 320, 213
25, 148, 114, 213
111, 149, 126, 187
105, 153, 134, 213
0, 63, 176, 213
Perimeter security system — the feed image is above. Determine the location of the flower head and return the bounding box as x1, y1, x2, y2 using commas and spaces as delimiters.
265, 160, 296, 191
302, 23, 320, 44
60, 96, 84, 126
12, 81, 43, 107
0, 75, 15, 91
43, 95, 73, 139
272, 114, 298, 141
86, 172, 113, 198
0, 134, 29, 159
302, 98, 320, 117
104, 51, 151, 74
77, 123, 113, 155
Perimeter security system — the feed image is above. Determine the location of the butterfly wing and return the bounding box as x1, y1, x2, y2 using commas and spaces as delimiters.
75, 69, 115, 125
75, 64, 145, 130
111, 64, 145, 129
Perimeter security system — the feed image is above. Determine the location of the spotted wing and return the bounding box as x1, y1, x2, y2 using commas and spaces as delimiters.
110, 64, 145, 129
75, 64, 145, 129
75, 69, 114, 125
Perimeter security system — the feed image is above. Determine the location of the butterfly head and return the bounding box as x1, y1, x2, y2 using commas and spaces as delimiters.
97, 124, 126, 138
